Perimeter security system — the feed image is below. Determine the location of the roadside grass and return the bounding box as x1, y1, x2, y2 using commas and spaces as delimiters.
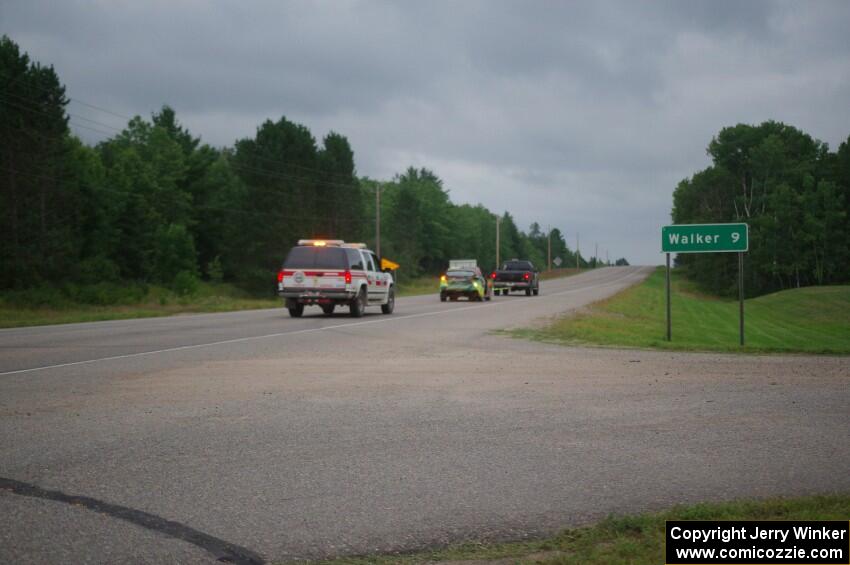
508, 267, 850, 354
0, 282, 279, 328
396, 276, 441, 297
284, 494, 850, 565
539, 267, 581, 281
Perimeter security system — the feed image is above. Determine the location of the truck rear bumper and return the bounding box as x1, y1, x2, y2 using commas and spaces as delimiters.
279, 289, 356, 303
493, 281, 531, 290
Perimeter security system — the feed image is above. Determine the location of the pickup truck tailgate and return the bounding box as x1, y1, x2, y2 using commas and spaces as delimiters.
496, 271, 527, 282
281, 270, 347, 291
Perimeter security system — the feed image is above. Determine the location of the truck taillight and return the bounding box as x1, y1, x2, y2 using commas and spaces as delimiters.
523, 272, 530, 280
277, 270, 284, 283
344, 270, 352, 284
490, 272, 496, 279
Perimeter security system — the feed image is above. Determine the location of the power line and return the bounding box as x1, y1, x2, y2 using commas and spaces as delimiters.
0, 164, 370, 225
2, 140, 367, 213
2, 115, 364, 198
68, 97, 134, 121
3, 91, 365, 192
0, 90, 125, 133
0, 95, 117, 139
0, 76, 135, 121
3, 84, 369, 182
3, 146, 365, 209
4, 79, 567, 251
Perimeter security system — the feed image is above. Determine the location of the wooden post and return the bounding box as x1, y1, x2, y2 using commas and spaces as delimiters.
576, 233, 580, 271
375, 183, 381, 258
495, 216, 500, 269
666, 253, 672, 341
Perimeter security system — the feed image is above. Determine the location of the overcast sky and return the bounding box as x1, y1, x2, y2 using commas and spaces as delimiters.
4, 1, 849, 264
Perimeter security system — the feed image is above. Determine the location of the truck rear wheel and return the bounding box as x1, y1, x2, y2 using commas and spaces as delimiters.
532, 288, 539, 296
321, 304, 335, 315
525, 287, 532, 296
381, 287, 395, 314
350, 288, 366, 317
288, 304, 304, 318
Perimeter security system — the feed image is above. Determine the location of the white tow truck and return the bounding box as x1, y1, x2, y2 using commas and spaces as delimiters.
277, 240, 395, 318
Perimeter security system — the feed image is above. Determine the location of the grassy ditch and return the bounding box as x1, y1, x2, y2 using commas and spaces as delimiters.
0, 282, 279, 328
285, 494, 850, 565
509, 267, 850, 354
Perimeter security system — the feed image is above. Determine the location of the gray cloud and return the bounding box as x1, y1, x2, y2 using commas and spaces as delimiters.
3, 0, 848, 264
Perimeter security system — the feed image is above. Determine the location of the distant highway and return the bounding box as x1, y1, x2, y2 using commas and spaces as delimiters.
2, 266, 848, 564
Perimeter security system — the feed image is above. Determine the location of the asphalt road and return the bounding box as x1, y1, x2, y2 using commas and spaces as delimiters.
1, 266, 848, 564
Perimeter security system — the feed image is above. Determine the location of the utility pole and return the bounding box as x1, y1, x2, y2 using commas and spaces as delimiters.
576, 233, 580, 271
606, 249, 609, 266
595, 242, 598, 268
496, 215, 501, 269
547, 225, 551, 271
375, 183, 381, 258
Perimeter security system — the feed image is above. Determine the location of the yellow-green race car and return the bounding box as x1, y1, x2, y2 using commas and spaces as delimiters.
439, 265, 492, 302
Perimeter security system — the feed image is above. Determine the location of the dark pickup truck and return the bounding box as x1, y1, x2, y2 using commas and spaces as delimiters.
490, 260, 540, 296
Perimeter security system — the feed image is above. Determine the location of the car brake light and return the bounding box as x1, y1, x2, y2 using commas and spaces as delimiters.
277, 270, 284, 283
344, 270, 352, 284
523, 272, 530, 280
490, 272, 496, 279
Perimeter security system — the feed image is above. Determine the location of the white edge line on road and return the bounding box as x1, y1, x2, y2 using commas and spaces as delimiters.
1, 268, 648, 376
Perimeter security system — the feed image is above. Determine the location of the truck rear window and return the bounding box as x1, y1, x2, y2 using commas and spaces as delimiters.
283, 247, 349, 270
502, 261, 533, 271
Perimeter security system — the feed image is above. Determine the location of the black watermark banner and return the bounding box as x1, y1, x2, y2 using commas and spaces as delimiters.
666, 521, 849, 564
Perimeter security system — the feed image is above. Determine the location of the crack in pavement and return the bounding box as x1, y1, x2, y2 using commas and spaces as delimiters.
0, 477, 265, 564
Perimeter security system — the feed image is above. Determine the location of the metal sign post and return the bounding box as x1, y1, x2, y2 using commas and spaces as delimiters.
738, 252, 744, 346
661, 223, 749, 346
666, 253, 672, 341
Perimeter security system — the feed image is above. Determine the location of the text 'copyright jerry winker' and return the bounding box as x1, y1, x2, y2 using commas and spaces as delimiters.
665, 520, 849, 564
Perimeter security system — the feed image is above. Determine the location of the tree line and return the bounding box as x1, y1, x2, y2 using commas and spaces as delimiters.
672, 121, 850, 297
1, 36, 597, 302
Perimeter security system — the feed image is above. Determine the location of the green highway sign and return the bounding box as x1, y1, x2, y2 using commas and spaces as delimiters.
662, 223, 748, 253
662, 222, 749, 346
